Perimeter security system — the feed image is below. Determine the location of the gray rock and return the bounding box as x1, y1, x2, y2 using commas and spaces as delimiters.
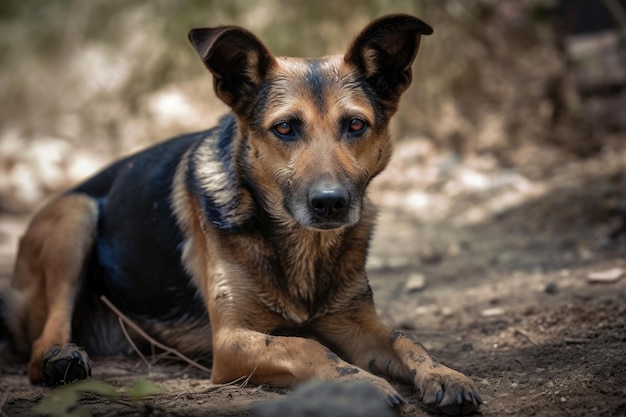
252, 381, 396, 417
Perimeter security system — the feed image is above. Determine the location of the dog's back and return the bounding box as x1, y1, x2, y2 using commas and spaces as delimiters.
73, 130, 204, 321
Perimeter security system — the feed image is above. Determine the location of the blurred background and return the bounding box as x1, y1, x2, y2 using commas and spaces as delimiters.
0, 0, 625, 241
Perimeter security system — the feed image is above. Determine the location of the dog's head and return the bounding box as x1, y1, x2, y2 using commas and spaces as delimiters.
189, 15, 432, 231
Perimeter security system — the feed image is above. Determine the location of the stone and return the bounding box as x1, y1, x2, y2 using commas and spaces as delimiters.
252, 381, 396, 417
404, 273, 427, 292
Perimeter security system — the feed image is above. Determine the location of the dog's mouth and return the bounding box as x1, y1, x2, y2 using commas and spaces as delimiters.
294, 212, 359, 231
304, 219, 352, 231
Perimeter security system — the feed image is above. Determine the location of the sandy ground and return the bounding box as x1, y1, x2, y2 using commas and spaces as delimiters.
1, 138, 625, 416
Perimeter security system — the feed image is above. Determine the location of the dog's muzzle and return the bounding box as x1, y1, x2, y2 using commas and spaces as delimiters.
284, 179, 361, 230
293, 180, 359, 230
308, 181, 349, 220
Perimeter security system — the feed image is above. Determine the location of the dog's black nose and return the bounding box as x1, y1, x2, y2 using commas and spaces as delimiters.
309, 182, 349, 218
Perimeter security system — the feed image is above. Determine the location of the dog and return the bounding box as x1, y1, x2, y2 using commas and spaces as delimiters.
0, 14, 481, 415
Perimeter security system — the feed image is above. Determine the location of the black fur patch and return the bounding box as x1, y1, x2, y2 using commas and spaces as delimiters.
188, 114, 255, 231
336, 366, 360, 376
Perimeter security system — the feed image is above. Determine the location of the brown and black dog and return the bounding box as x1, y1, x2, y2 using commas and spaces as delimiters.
0, 14, 481, 415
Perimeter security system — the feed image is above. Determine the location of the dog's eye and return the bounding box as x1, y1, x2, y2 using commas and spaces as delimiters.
272, 122, 296, 140
275, 122, 292, 135
349, 118, 365, 132
348, 118, 367, 134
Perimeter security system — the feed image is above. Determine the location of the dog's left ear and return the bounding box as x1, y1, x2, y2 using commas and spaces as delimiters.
344, 14, 433, 106
189, 26, 276, 112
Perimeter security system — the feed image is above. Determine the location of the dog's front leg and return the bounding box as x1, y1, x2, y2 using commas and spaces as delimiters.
210, 327, 404, 406
313, 303, 482, 416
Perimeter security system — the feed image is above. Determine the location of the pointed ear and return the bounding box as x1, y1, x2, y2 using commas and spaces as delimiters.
189, 26, 276, 112
344, 14, 433, 105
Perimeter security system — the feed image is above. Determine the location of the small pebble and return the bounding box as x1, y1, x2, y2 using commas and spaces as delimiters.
544, 281, 558, 295
398, 320, 416, 330
461, 342, 474, 352
482, 307, 505, 317
587, 267, 624, 283
405, 273, 426, 292
440, 307, 454, 317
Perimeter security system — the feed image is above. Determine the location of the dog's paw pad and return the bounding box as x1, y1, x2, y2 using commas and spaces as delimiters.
42, 343, 92, 386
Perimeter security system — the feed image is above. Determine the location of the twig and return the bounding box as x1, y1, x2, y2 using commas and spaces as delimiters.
196, 374, 253, 394
238, 364, 258, 389
564, 337, 591, 345
603, 0, 626, 29
118, 317, 152, 374
100, 295, 211, 375
0, 390, 9, 417
513, 358, 526, 371
513, 328, 539, 346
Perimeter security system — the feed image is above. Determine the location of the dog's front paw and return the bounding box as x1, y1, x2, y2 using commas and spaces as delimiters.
418, 367, 482, 416
42, 343, 92, 386
341, 370, 404, 407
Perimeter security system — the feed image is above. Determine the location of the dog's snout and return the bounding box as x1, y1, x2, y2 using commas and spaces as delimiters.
308, 182, 349, 218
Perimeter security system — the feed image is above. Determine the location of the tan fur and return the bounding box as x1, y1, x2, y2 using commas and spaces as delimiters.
7, 194, 98, 382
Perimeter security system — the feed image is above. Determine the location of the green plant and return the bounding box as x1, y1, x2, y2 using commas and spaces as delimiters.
33, 378, 161, 417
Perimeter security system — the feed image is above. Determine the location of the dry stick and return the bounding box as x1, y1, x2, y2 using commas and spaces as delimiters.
196, 375, 251, 394
513, 328, 539, 346
238, 363, 259, 389
118, 316, 152, 373
0, 390, 9, 417
100, 295, 211, 375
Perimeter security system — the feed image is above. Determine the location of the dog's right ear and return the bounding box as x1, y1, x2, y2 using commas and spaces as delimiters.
189, 26, 276, 112
344, 15, 433, 109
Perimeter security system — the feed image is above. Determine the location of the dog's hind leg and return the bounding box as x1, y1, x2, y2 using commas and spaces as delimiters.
4, 193, 98, 385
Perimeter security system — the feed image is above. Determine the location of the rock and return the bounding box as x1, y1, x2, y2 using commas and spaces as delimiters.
481, 307, 505, 317
397, 320, 417, 330
587, 267, 624, 283
461, 342, 474, 351
252, 381, 396, 417
419, 246, 443, 264
404, 273, 426, 292
544, 281, 558, 295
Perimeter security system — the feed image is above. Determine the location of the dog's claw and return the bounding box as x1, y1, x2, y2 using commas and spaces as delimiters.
420, 370, 482, 416
436, 389, 444, 403
386, 393, 405, 407
425, 388, 480, 416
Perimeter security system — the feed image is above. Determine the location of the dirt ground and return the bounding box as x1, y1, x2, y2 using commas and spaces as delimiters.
1, 137, 625, 417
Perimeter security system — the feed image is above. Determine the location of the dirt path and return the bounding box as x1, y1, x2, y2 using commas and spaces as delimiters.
1, 139, 625, 416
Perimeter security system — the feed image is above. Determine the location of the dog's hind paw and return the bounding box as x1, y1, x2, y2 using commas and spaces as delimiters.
42, 343, 92, 386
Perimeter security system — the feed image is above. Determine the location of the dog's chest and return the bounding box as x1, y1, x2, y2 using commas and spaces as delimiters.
264, 272, 332, 325
206, 221, 371, 328
255, 251, 365, 326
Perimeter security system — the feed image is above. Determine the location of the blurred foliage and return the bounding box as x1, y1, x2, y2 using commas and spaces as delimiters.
33, 377, 160, 416
1, 0, 600, 208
